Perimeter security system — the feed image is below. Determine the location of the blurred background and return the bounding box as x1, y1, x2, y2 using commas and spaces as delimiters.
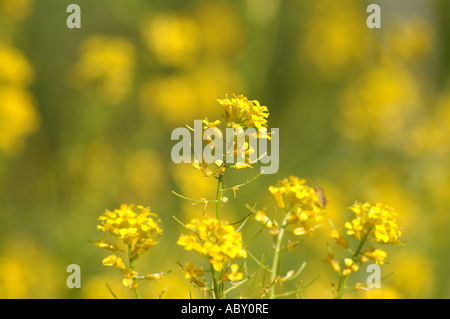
0, 0, 449, 298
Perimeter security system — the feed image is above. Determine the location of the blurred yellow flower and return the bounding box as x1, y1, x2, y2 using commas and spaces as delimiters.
0, 87, 39, 155
390, 251, 434, 298
139, 62, 242, 125
338, 60, 424, 149
125, 150, 167, 203
141, 13, 200, 67
383, 17, 433, 62
0, 239, 63, 298
410, 92, 450, 155
0, 43, 33, 86
301, 0, 370, 79
177, 217, 247, 271
72, 36, 135, 104
192, 1, 245, 59
0, 0, 33, 21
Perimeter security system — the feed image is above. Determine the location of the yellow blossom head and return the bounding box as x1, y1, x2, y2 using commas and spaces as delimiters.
177, 217, 247, 271
217, 94, 269, 130
97, 204, 162, 260
345, 202, 402, 245
268, 176, 326, 235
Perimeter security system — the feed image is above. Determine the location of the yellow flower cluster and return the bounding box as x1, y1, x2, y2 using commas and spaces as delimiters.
190, 94, 270, 176
345, 202, 402, 245
267, 176, 326, 235
96, 204, 162, 260
217, 94, 269, 130
342, 258, 360, 276
72, 36, 135, 104
361, 247, 387, 266
177, 218, 247, 271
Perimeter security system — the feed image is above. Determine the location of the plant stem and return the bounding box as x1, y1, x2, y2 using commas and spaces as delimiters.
210, 264, 220, 299
336, 226, 373, 299
128, 246, 142, 299
216, 171, 224, 220
269, 211, 291, 299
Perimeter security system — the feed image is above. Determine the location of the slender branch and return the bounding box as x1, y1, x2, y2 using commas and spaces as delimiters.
221, 172, 262, 192
216, 171, 224, 220
106, 283, 118, 299
128, 245, 141, 299
336, 226, 373, 299
269, 211, 291, 299
172, 190, 217, 203
210, 264, 220, 299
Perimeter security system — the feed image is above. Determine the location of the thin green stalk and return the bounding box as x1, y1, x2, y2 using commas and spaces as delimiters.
336, 226, 373, 299
216, 171, 224, 220
269, 211, 291, 299
128, 245, 142, 299
210, 264, 220, 299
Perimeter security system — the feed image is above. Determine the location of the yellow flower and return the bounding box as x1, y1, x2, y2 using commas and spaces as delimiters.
323, 254, 341, 273
253, 209, 275, 229
330, 230, 348, 249
122, 268, 139, 290
145, 272, 164, 281
102, 254, 126, 270
182, 263, 205, 288
221, 264, 243, 282
345, 202, 402, 245
177, 218, 247, 271
92, 237, 119, 252
192, 160, 214, 177
97, 204, 162, 260
361, 247, 387, 266
342, 258, 359, 276
268, 176, 326, 234
217, 94, 269, 130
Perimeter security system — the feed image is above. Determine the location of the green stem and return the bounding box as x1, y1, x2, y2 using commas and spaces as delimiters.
210, 264, 220, 299
216, 171, 224, 220
336, 226, 373, 299
269, 211, 291, 299
336, 275, 349, 299
128, 246, 141, 299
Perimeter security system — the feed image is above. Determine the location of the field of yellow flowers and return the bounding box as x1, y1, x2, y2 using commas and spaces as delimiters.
0, 0, 449, 299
